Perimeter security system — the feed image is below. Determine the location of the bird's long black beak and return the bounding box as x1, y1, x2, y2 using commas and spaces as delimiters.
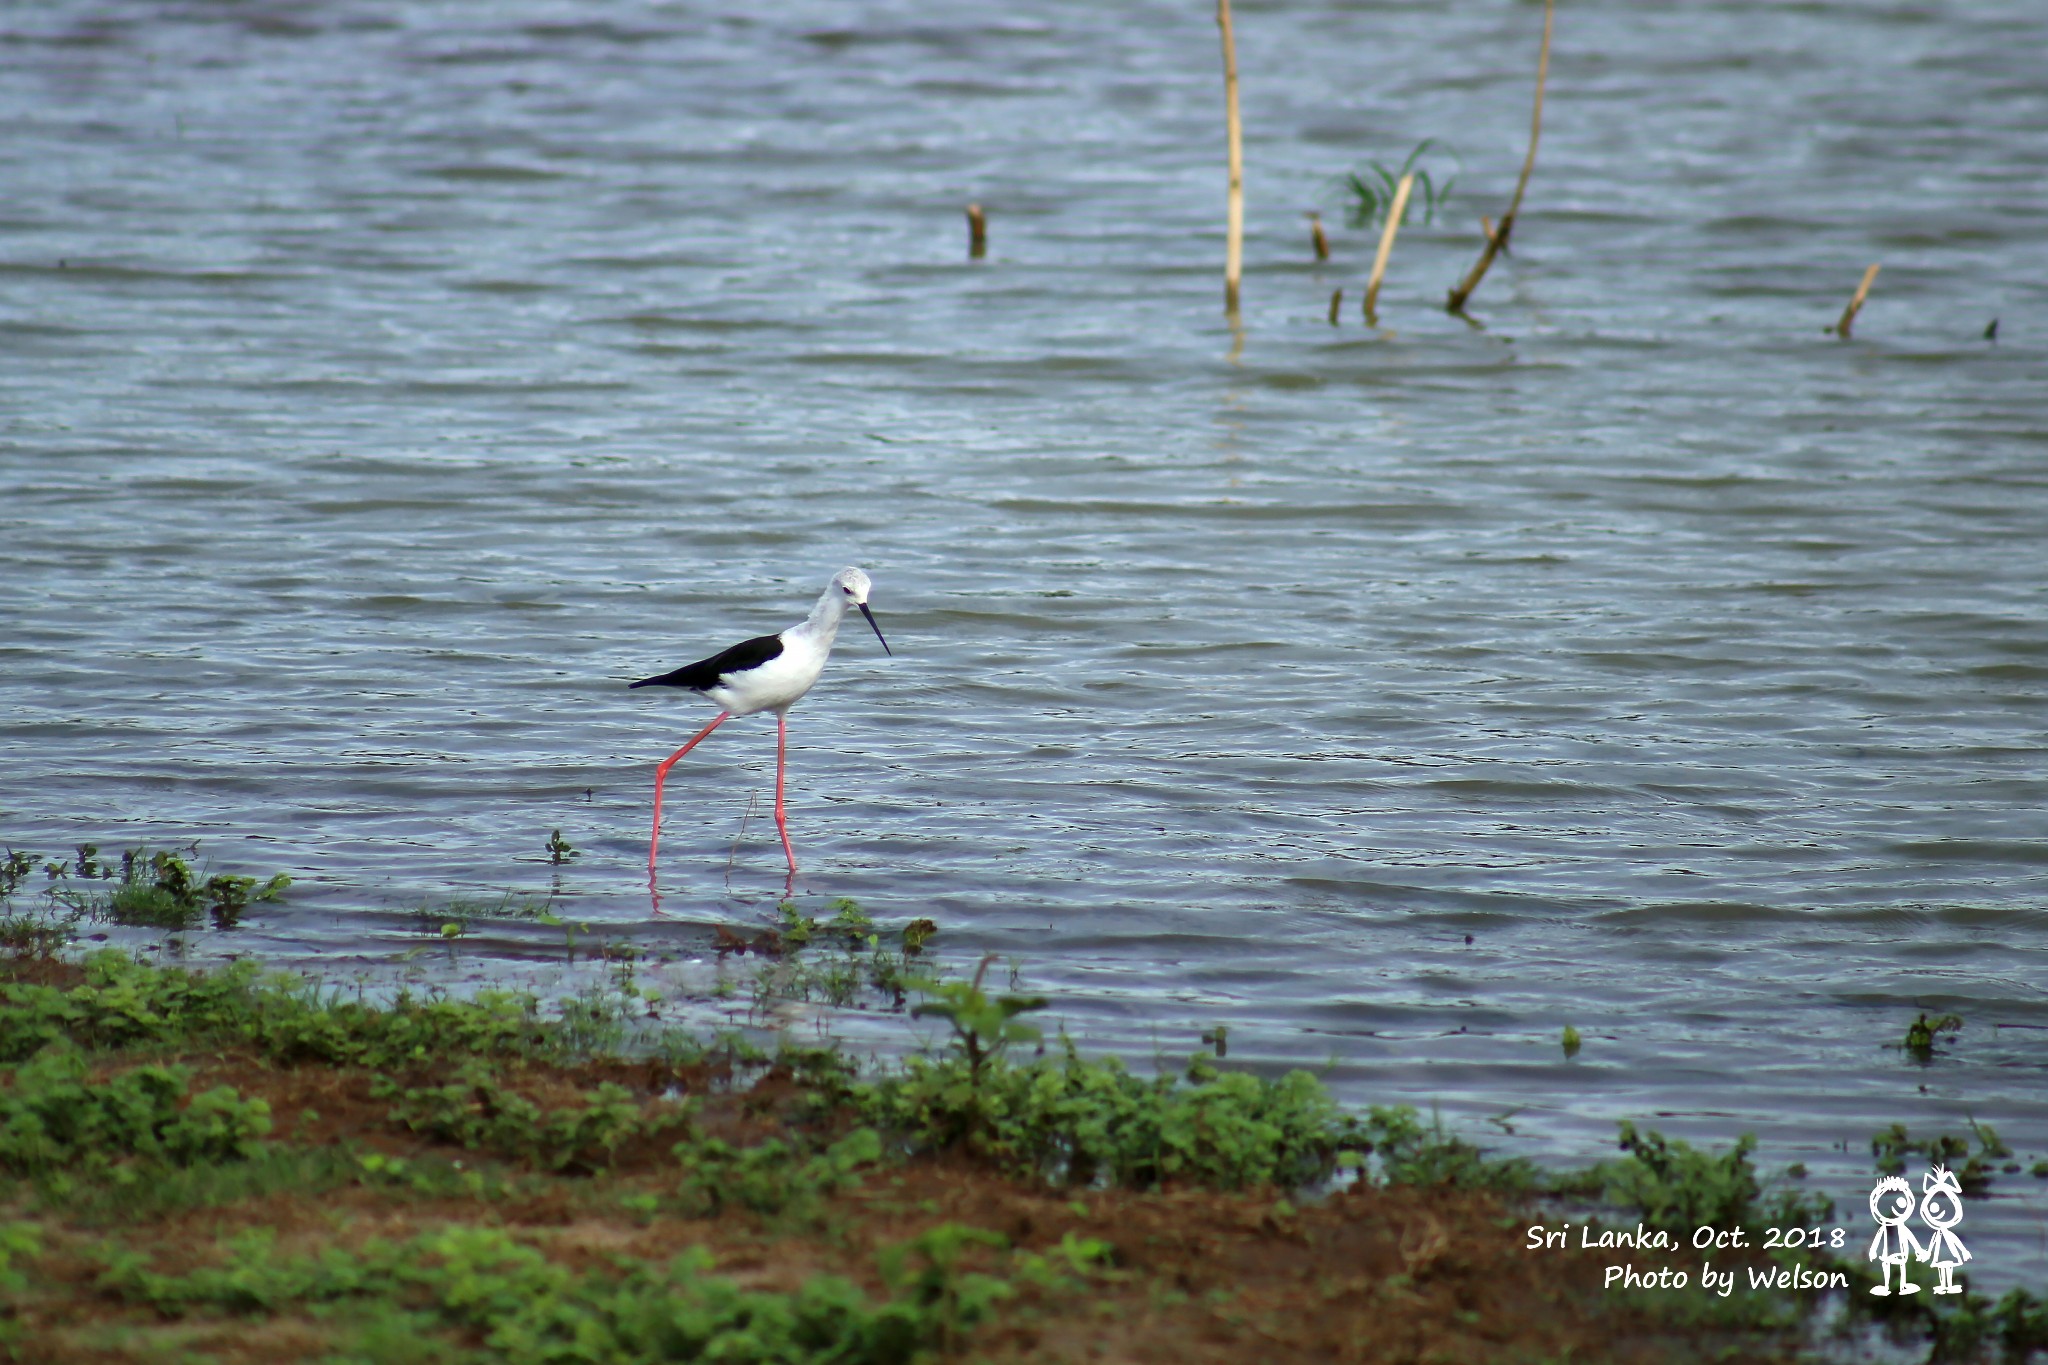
859, 602, 893, 656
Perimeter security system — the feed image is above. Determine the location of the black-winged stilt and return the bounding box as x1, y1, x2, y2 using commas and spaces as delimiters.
630, 567, 891, 882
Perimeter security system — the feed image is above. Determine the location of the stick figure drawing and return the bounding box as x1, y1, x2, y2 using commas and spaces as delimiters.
1917, 1165, 1971, 1295
1867, 1175, 1923, 1295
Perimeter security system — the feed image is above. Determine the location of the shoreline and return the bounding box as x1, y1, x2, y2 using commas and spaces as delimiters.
2, 875, 2040, 1360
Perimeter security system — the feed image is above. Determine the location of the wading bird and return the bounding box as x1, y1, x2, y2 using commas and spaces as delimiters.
630, 567, 891, 883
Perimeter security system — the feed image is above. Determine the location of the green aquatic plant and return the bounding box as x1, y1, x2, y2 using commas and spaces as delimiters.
544, 829, 577, 865
1360, 1104, 1534, 1191
2, 844, 289, 930
0, 850, 38, 898
1340, 139, 1457, 228
1902, 1011, 1963, 1060
1870, 1121, 2002, 1194
747, 902, 933, 1013
66, 846, 288, 930
410, 894, 556, 940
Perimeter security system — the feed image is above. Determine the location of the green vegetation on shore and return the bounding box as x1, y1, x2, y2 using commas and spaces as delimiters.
0, 847, 2043, 1361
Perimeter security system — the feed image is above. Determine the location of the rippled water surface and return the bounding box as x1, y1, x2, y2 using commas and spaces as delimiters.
4, 0, 2047, 1287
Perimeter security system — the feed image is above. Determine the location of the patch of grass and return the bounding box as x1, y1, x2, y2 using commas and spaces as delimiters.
377, 1064, 684, 1173
93, 1222, 1044, 1364
408, 893, 556, 935
847, 970, 1534, 1196
0, 946, 552, 1069
1923, 1286, 2048, 1361
54, 1142, 370, 1226
672, 1127, 883, 1222
1358, 1104, 1536, 1192
1558, 1122, 1829, 1234
851, 976, 1359, 1190
0, 1045, 270, 1174
0, 906, 75, 957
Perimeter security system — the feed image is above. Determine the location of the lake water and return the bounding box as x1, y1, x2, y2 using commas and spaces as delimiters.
3, 0, 2046, 1291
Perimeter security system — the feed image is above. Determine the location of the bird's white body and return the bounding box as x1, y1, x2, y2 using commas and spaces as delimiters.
706, 577, 865, 717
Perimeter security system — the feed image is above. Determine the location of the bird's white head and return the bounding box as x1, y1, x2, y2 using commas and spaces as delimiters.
831, 566, 874, 605
825, 567, 891, 655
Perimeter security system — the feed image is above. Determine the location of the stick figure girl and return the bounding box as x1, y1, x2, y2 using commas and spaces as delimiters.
1917, 1165, 1970, 1295
1867, 1175, 1923, 1295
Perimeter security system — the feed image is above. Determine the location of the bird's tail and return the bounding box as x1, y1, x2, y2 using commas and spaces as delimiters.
629, 669, 698, 690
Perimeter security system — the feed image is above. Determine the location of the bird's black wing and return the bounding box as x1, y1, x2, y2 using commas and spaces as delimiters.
629, 633, 783, 691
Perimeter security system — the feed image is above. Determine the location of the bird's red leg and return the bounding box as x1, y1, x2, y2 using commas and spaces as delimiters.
649, 711, 729, 881
775, 710, 798, 877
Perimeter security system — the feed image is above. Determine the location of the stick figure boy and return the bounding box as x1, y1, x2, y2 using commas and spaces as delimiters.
1867, 1175, 1923, 1295
1917, 1165, 1970, 1295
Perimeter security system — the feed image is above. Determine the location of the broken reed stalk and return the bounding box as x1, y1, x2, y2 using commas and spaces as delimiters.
1218, 0, 1243, 313
1363, 172, 1415, 324
1309, 211, 1330, 262
1445, 0, 1554, 313
966, 203, 987, 259
1328, 287, 1343, 324
1835, 263, 1879, 338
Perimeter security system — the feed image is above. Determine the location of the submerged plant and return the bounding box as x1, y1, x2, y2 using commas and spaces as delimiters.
32, 845, 293, 930
746, 902, 933, 1014
1902, 1011, 1963, 1060
1340, 139, 1457, 229
1872, 1122, 2005, 1195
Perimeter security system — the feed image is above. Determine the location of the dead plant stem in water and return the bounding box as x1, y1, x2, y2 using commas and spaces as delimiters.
1218, 0, 1244, 315
1836, 263, 1880, 338
1446, 0, 1553, 313
1364, 172, 1415, 324
965, 202, 987, 260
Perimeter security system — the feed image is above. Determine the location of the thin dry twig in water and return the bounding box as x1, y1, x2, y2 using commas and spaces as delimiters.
1364, 171, 1415, 324
1446, 0, 1554, 313
724, 792, 759, 890
965, 203, 987, 259
1835, 263, 1880, 338
1328, 287, 1343, 325
1308, 211, 1330, 262
1218, 0, 1243, 313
